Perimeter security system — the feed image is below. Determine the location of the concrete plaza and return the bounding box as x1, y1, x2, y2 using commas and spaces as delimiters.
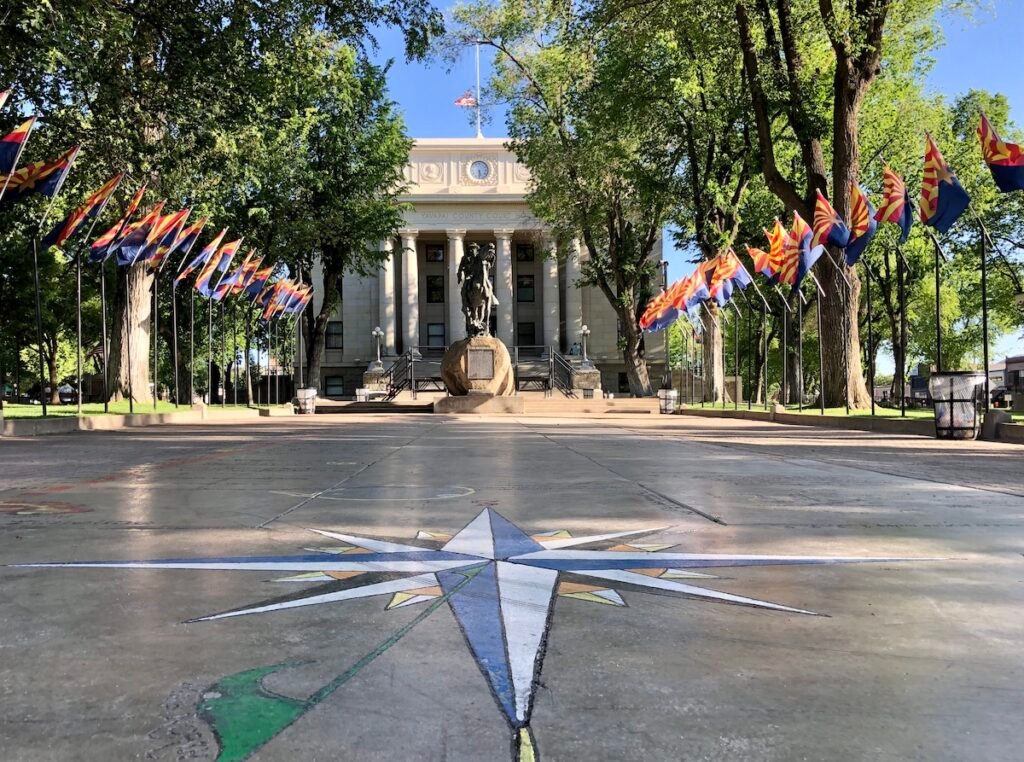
1, 414, 1022, 761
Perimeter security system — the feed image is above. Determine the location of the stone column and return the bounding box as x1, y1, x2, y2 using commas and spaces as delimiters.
542, 236, 560, 351
378, 238, 396, 355
493, 229, 515, 346
399, 229, 419, 354
564, 237, 583, 352
447, 229, 467, 343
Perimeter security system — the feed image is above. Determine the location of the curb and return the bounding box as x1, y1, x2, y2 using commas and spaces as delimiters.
0, 405, 262, 437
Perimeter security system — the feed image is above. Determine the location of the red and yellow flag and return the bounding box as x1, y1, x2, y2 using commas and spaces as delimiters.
41, 172, 125, 250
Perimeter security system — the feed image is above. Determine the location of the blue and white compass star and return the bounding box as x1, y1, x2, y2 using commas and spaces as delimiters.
18, 508, 932, 760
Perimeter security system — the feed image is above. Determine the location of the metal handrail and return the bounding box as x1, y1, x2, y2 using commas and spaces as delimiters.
383, 352, 411, 401
551, 352, 577, 398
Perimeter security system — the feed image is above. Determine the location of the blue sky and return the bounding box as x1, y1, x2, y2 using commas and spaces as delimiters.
372, 1, 1024, 363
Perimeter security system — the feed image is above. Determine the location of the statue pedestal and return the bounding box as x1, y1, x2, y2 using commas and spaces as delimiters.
440, 336, 515, 397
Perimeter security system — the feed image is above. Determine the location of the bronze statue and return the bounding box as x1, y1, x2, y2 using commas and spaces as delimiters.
458, 242, 499, 337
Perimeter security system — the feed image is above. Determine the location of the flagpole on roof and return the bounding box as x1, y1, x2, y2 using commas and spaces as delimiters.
475, 43, 483, 139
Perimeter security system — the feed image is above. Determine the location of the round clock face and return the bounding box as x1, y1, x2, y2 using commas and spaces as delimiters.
469, 160, 490, 180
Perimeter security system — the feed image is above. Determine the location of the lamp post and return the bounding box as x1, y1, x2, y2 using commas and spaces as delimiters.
371, 326, 384, 370
580, 324, 592, 368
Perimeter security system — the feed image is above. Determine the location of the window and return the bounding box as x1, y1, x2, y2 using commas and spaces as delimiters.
426, 275, 445, 303
516, 244, 535, 262
324, 376, 345, 397
516, 274, 535, 302
425, 244, 444, 262
427, 323, 446, 347
326, 321, 344, 349
517, 322, 536, 346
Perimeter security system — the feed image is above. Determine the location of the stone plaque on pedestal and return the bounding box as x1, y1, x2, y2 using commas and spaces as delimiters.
467, 349, 495, 380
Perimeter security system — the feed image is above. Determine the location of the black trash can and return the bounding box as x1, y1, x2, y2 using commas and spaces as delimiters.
928, 371, 985, 440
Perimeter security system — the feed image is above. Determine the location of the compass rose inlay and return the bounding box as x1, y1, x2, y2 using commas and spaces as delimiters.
17, 509, 935, 761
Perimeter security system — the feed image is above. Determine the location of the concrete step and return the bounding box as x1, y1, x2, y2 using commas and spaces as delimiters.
522, 398, 660, 415
315, 401, 434, 414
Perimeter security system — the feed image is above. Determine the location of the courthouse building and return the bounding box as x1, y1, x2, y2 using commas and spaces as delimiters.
305, 137, 665, 396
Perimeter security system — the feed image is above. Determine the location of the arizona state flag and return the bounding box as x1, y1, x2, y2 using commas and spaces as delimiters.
765, 219, 788, 283
243, 263, 275, 300
145, 209, 191, 270
90, 184, 146, 262
746, 244, 774, 280
176, 227, 226, 284
790, 211, 822, 288
874, 163, 913, 244
0, 145, 79, 207
41, 172, 124, 250
639, 286, 675, 332
167, 217, 207, 279
919, 134, 969, 233
846, 184, 878, 265
114, 201, 166, 265
812, 189, 851, 249
196, 238, 242, 296
211, 249, 258, 300
0, 117, 35, 177
978, 112, 1024, 193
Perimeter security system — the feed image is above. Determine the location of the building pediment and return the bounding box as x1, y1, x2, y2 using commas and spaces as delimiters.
402, 138, 531, 200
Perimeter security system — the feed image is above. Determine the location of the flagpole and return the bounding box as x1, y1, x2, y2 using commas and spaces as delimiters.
797, 286, 804, 412
221, 300, 227, 408
733, 302, 739, 410
152, 271, 158, 410
781, 298, 788, 408
475, 43, 483, 140
969, 207, 991, 413
124, 266, 134, 413
841, 262, 850, 414
762, 301, 768, 410
72, 212, 107, 416
172, 283, 179, 407
100, 262, 110, 412
207, 297, 213, 404
189, 288, 195, 404
864, 258, 875, 416
30, 239, 48, 417
746, 294, 752, 409
817, 285, 825, 415
897, 244, 907, 418
29, 147, 81, 417
232, 300, 238, 406
75, 247, 83, 415
926, 229, 944, 373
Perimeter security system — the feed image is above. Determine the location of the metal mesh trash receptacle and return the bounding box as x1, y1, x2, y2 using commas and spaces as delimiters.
296, 388, 317, 414
928, 372, 984, 440
657, 388, 678, 414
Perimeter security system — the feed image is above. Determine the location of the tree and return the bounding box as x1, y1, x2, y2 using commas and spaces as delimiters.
449, 0, 696, 396
732, 0, 963, 407
0, 0, 440, 406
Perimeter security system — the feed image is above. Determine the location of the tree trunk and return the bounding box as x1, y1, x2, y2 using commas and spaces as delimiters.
825, 63, 873, 409
108, 262, 153, 403
46, 337, 59, 404
307, 261, 342, 392
701, 307, 724, 403
617, 305, 653, 397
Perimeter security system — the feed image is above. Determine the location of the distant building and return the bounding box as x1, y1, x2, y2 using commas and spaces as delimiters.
303, 137, 665, 397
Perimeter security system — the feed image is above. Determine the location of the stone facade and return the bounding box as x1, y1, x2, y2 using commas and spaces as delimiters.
302, 137, 665, 397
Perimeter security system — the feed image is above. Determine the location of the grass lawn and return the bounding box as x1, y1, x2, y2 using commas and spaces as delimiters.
681, 401, 935, 419
2, 401, 184, 419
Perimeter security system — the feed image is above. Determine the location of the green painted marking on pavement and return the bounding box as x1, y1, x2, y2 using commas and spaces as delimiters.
198, 563, 486, 761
